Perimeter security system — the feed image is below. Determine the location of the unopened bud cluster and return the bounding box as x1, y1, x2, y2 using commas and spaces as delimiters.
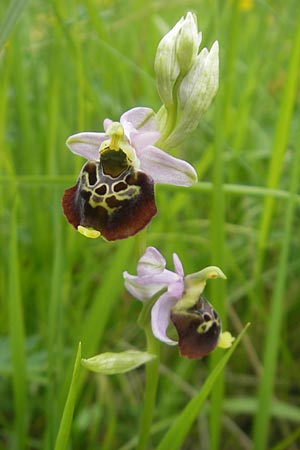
155, 12, 219, 149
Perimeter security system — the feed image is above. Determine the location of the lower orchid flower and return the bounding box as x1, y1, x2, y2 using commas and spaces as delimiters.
62, 107, 197, 241
123, 247, 234, 359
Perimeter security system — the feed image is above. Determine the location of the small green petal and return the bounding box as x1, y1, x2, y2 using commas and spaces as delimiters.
186, 266, 226, 285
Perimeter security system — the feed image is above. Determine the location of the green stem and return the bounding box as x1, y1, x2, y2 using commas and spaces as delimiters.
156, 73, 184, 147
136, 302, 161, 450
156, 103, 176, 146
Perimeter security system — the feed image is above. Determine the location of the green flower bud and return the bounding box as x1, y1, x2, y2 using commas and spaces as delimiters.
176, 12, 201, 77
163, 41, 219, 149
179, 41, 219, 114
154, 17, 183, 107
154, 12, 202, 108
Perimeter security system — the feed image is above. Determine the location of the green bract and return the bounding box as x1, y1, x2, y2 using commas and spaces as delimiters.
81, 350, 156, 374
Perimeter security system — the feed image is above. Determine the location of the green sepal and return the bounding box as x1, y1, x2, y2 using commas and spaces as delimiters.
81, 350, 156, 374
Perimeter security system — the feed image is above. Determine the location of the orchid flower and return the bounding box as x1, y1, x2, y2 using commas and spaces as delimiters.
124, 247, 234, 359
62, 107, 197, 241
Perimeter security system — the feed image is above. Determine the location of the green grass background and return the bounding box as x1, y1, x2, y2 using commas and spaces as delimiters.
1, 0, 300, 449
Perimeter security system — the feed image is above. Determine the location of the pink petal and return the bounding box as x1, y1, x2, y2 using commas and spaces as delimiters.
151, 292, 178, 345
103, 118, 113, 132
123, 273, 165, 301
139, 146, 198, 186
66, 132, 106, 160
134, 271, 181, 287
137, 246, 166, 276
121, 119, 135, 141
120, 107, 158, 133
173, 253, 184, 277
168, 278, 184, 300
130, 130, 161, 153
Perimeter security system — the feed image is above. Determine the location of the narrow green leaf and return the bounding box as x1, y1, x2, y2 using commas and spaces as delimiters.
54, 342, 82, 450
224, 397, 300, 422
9, 200, 27, 450
270, 427, 300, 450
156, 323, 250, 450
252, 143, 300, 448
257, 24, 300, 265
0, 0, 29, 49
46, 195, 64, 447
82, 350, 156, 374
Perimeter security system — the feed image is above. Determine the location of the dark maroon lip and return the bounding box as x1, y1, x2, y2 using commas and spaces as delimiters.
62, 160, 157, 241
171, 296, 221, 359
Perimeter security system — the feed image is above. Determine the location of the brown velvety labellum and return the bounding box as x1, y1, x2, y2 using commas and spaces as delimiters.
62, 160, 157, 241
171, 296, 221, 359
62, 184, 81, 229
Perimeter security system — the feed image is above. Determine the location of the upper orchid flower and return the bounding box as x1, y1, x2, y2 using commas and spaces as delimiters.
62, 107, 197, 241
124, 247, 234, 359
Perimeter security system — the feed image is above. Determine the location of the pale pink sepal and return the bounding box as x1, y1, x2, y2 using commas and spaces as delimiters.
66, 132, 106, 160
139, 146, 198, 186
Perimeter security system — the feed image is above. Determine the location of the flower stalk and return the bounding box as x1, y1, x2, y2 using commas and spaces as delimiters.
136, 302, 161, 450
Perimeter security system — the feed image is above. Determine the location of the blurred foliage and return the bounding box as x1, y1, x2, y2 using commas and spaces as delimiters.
0, 0, 300, 449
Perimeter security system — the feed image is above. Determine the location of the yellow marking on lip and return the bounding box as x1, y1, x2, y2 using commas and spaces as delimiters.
197, 319, 214, 334
77, 226, 101, 239
217, 331, 235, 349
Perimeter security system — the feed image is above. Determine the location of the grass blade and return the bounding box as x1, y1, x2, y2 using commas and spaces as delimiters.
8, 200, 27, 449
0, 0, 29, 49
252, 142, 300, 449
256, 24, 300, 270
269, 427, 300, 450
54, 342, 82, 450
